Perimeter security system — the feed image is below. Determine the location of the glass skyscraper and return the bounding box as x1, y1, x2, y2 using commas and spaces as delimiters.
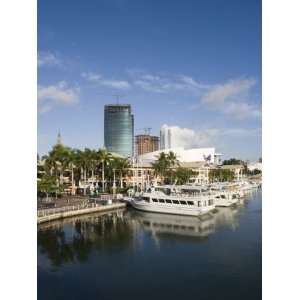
104, 104, 134, 157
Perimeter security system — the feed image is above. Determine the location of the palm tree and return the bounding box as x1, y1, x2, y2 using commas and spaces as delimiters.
167, 151, 179, 184
75, 148, 93, 195
46, 144, 72, 186
111, 157, 131, 189
167, 151, 179, 168
151, 152, 170, 184
96, 149, 113, 192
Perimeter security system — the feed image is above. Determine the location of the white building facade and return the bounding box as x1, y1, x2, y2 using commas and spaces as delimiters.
138, 147, 222, 165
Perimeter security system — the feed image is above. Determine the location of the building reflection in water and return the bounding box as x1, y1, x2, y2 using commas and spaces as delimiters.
38, 199, 248, 268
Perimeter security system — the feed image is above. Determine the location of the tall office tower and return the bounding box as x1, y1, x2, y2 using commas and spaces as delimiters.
104, 104, 134, 157
135, 135, 159, 155
160, 124, 172, 149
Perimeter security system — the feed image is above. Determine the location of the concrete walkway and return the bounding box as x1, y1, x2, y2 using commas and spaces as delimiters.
37, 203, 126, 224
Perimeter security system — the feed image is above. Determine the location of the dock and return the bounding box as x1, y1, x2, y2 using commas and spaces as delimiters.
37, 202, 126, 224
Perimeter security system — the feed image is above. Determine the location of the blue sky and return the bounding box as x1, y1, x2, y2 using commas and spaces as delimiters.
38, 0, 261, 161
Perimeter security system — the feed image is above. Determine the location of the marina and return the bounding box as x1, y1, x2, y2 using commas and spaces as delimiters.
124, 180, 260, 215
38, 189, 261, 300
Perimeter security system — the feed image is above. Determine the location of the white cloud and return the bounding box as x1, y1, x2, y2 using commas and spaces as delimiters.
161, 124, 219, 149
202, 79, 256, 105
38, 51, 61, 67
100, 79, 130, 89
200, 78, 260, 119
128, 70, 210, 94
38, 81, 80, 112
81, 71, 130, 89
223, 102, 261, 119
162, 124, 261, 150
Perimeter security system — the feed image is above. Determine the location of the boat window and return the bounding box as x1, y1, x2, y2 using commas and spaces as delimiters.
180, 201, 187, 205
208, 199, 213, 206
221, 195, 226, 199
166, 199, 172, 204
159, 199, 165, 203
187, 201, 194, 205
142, 197, 150, 202
152, 198, 158, 202
198, 201, 202, 207
172, 200, 179, 204
232, 194, 237, 199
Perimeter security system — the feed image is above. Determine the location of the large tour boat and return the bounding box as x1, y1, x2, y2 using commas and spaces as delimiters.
130, 186, 216, 217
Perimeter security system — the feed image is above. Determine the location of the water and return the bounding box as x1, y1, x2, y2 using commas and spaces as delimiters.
38, 190, 262, 300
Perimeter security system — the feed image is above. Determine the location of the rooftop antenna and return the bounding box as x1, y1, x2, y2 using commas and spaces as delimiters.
137, 127, 152, 135
143, 127, 152, 135
113, 94, 125, 104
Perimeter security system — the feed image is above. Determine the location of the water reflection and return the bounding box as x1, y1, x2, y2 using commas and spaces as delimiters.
38, 197, 252, 268
38, 209, 133, 267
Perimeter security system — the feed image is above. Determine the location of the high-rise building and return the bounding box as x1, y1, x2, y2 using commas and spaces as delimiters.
160, 124, 172, 149
104, 104, 134, 157
135, 135, 159, 155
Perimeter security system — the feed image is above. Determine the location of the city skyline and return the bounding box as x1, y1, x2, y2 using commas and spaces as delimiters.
38, 0, 261, 161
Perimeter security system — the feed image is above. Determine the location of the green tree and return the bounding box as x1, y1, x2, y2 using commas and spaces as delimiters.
37, 175, 62, 201
209, 169, 235, 182
151, 152, 170, 183
174, 167, 195, 185
111, 157, 131, 189
222, 158, 245, 165
151, 151, 179, 184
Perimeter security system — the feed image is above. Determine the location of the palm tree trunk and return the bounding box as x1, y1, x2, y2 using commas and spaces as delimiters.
120, 172, 123, 189
84, 168, 87, 195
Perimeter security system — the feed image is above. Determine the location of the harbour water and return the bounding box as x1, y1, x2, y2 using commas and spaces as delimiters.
38, 190, 261, 300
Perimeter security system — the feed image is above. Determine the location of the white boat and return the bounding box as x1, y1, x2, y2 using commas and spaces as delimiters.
130, 185, 216, 217
214, 191, 240, 207
207, 184, 241, 207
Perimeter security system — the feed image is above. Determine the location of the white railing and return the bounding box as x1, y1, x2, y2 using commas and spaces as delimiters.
37, 203, 98, 218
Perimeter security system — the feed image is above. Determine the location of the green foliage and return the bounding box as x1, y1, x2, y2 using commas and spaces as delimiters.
151, 151, 179, 183
222, 158, 245, 165
37, 175, 62, 198
209, 169, 235, 182
174, 167, 196, 185
38, 142, 132, 195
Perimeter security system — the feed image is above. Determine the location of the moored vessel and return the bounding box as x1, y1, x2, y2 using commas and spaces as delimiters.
130, 185, 216, 217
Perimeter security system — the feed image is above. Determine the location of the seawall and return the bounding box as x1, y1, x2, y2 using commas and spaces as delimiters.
37, 203, 126, 224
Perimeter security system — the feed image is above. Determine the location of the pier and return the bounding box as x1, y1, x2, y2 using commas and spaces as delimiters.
37, 202, 126, 224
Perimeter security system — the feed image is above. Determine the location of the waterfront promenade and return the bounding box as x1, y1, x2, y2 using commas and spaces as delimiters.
37, 201, 126, 224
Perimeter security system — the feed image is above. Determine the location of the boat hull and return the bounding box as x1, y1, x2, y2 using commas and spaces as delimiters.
131, 200, 213, 217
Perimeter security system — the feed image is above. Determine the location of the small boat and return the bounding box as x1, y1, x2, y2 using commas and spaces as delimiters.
130, 185, 216, 217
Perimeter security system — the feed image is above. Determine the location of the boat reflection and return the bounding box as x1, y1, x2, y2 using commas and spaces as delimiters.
38, 198, 248, 268
126, 202, 241, 242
